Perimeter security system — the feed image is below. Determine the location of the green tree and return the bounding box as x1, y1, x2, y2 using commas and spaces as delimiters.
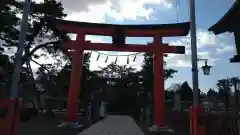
0, 0, 20, 48
0, 54, 34, 99
36, 65, 58, 96
2, 0, 68, 110
37, 52, 95, 100
1, 0, 67, 58
0, 0, 68, 103
216, 78, 231, 99
141, 53, 178, 100
93, 63, 141, 113
176, 81, 193, 101
216, 78, 237, 111
141, 53, 177, 93
207, 88, 219, 99
0, 54, 13, 98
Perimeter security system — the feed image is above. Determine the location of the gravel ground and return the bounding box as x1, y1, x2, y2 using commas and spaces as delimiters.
19, 113, 188, 135
19, 113, 87, 135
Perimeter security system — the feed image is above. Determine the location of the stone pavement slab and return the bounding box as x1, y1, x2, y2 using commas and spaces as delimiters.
77, 115, 145, 135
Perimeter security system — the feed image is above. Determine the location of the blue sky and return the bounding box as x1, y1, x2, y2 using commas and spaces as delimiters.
63, 0, 238, 92
167, 0, 238, 92
22, 0, 239, 93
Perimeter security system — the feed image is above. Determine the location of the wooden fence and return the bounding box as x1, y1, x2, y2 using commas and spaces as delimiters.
204, 113, 240, 135
165, 108, 240, 135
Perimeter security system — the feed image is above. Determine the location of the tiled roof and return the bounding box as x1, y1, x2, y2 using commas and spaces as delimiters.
209, 2, 240, 34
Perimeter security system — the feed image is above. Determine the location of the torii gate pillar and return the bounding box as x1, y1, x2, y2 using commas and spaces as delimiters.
153, 37, 165, 127
65, 33, 84, 122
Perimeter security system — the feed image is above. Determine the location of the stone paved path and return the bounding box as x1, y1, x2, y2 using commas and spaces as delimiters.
19, 113, 187, 135
78, 115, 145, 135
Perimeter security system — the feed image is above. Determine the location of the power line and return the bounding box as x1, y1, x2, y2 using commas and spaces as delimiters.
176, 0, 180, 22
186, 0, 190, 19
176, 0, 183, 22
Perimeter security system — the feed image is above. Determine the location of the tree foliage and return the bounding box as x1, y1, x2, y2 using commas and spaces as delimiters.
0, 0, 20, 48
141, 53, 177, 93
205, 77, 240, 101
216, 78, 236, 99
175, 81, 193, 101
0, 54, 35, 99
0, 0, 68, 102
207, 88, 219, 99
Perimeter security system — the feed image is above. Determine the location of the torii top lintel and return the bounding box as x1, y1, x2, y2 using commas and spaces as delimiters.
54, 19, 190, 37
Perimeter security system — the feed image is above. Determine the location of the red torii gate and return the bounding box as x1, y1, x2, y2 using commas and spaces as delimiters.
54, 19, 190, 127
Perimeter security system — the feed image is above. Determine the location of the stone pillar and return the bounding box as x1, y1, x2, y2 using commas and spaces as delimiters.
173, 93, 181, 111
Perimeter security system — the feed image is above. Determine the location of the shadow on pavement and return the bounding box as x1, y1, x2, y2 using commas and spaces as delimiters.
19, 112, 87, 135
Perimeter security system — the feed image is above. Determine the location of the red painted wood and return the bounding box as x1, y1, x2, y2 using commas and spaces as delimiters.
59, 21, 187, 127
0, 99, 20, 135
189, 106, 194, 135
12, 100, 21, 135
84, 43, 152, 52
152, 37, 165, 127
57, 24, 188, 37
64, 41, 183, 53
189, 106, 206, 135
65, 33, 84, 122
193, 106, 197, 135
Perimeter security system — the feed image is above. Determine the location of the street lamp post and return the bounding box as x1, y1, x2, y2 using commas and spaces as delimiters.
236, 80, 240, 112
188, 0, 212, 135
189, 0, 199, 107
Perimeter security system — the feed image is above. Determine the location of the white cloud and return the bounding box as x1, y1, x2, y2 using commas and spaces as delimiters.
27, 0, 173, 71
88, 29, 236, 70
165, 51, 219, 68
2, 47, 17, 56
33, 0, 172, 21
3, 0, 174, 75
0, 39, 18, 56
165, 30, 235, 68
11, 0, 236, 72
197, 30, 217, 47
64, 0, 172, 22
171, 29, 227, 49
216, 46, 235, 54
65, 3, 109, 23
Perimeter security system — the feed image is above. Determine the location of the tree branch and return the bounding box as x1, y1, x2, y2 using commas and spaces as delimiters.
0, 37, 16, 46
30, 58, 51, 73
22, 40, 62, 64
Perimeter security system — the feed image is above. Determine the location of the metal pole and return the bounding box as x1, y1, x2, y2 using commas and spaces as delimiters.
9, 0, 31, 99
233, 79, 238, 112
225, 79, 229, 113
189, 0, 199, 106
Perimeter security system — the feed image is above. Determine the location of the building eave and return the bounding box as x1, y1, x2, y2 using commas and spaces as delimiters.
208, 2, 239, 34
